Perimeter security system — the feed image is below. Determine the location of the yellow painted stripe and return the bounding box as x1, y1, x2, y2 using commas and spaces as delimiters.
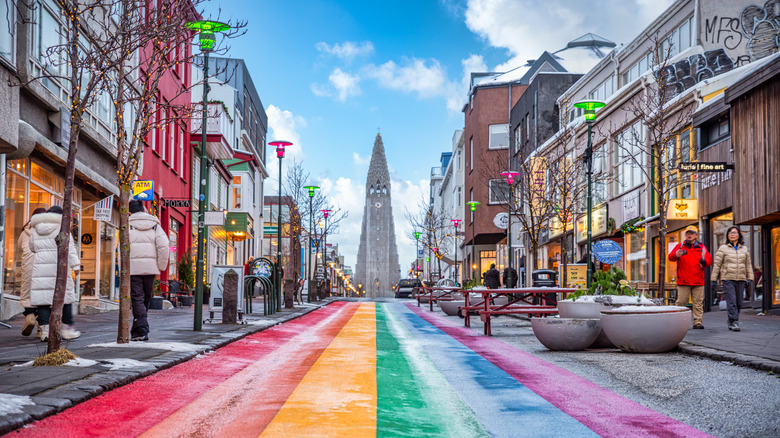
260, 302, 377, 438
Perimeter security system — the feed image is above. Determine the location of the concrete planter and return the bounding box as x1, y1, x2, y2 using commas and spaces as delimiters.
558, 296, 657, 348
531, 317, 602, 351
438, 299, 465, 316
600, 306, 691, 353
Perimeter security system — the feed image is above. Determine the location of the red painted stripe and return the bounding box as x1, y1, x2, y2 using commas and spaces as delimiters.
9, 302, 354, 438
407, 304, 714, 438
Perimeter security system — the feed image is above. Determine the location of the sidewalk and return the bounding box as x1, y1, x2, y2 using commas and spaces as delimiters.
0, 298, 330, 435
679, 307, 780, 372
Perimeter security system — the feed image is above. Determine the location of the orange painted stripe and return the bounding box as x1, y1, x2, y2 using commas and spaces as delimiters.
139, 302, 361, 438
259, 302, 377, 437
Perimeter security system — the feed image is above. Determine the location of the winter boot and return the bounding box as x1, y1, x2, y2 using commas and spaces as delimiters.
62, 325, 81, 340
22, 314, 37, 336
39, 325, 49, 342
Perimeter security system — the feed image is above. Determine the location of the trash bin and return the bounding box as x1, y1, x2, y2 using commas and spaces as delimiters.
149, 296, 163, 310
532, 269, 558, 304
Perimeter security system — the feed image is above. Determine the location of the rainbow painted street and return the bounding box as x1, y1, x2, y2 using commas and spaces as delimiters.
8, 302, 712, 437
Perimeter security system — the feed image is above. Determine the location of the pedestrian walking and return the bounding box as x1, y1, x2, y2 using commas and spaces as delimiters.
502, 266, 518, 288
18, 207, 47, 337
483, 263, 501, 289
710, 226, 754, 331
27, 206, 81, 341
128, 200, 170, 342
668, 226, 712, 329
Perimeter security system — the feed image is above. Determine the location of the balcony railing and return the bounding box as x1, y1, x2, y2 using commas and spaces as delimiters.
191, 102, 234, 160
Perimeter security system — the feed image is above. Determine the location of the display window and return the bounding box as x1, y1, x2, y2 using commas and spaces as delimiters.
625, 229, 646, 282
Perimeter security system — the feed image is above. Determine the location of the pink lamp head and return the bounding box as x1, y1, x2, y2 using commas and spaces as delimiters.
269, 140, 292, 159
320, 208, 332, 219
501, 171, 520, 185
451, 219, 462, 228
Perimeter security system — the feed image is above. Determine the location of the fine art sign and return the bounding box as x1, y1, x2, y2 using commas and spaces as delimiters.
678, 162, 734, 172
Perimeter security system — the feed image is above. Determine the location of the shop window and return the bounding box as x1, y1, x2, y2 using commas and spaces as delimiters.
653, 229, 683, 284
479, 250, 496, 278
625, 229, 647, 282
0, 0, 15, 63
772, 227, 780, 306
4, 172, 27, 297
231, 176, 242, 209
169, 219, 179, 280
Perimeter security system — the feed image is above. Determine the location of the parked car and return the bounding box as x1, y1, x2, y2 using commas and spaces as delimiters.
395, 278, 422, 298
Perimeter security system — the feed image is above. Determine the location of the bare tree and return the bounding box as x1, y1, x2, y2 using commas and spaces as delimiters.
405, 197, 454, 282
109, 0, 244, 341
603, 34, 699, 295
19, 0, 131, 353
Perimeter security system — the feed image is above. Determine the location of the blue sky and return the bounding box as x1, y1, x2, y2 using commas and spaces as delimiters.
204, 0, 674, 271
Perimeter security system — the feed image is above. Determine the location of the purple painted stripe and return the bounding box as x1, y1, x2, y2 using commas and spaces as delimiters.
407, 304, 714, 438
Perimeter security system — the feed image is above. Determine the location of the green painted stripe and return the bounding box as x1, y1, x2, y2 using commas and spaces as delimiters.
376, 304, 488, 438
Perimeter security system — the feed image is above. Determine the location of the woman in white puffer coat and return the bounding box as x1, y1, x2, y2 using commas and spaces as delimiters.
18, 207, 47, 337
27, 206, 81, 341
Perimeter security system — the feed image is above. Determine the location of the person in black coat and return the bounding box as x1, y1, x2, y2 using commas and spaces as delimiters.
502, 267, 518, 288
483, 264, 501, 289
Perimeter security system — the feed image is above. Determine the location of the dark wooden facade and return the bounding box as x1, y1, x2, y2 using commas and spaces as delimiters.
726, 56, 780, 225
696, 138, 733, 217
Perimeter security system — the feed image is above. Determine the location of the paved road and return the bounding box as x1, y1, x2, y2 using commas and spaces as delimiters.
4, 301, 750, 437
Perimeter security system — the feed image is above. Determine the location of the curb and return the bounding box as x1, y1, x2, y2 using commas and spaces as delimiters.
0, 303, 327, 436
678, 343, 780, 374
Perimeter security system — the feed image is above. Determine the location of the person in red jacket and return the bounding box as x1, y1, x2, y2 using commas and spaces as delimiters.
668, 226, 713, 329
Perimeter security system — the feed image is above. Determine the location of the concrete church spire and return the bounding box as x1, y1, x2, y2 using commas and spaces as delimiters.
355, 133, 401, 298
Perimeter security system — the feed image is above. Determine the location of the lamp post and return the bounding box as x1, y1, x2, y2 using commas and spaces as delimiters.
466, 201, 480, 281
302, 185, 319, 302
451, 219, 462, 284
413, 231, 422, 279
320, 208, 332, 295
501, 171, 520, 288
187, 19, 230, 331
270, 140, 292, 311
573, 100, 606, 288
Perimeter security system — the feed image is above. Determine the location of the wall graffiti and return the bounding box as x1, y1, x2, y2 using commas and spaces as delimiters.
659, 49, 734, 97
740, 1, 780, 61
704, 16, 743, 50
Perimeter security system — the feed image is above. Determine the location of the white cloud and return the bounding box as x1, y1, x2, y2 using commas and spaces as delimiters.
353, 152, 370, 166
315, 41, 375, 61
364, 58, 449, 99
329, 68, 361, 101
464, 0, 676, 72
266, 105, 307, 181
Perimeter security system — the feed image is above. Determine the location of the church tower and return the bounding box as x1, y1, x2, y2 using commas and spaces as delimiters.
355, 134, 401, 298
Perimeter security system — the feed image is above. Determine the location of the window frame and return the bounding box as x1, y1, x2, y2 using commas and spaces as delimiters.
488, 123, 509, 150
488, 179, 510, 205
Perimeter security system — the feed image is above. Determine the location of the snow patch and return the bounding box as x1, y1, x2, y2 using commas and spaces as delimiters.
63, 357, 99, 367
602, 305, 689, 313
562, 295, 655, 305
0, 394, 34, 416
97, 358, 155, 370
88, 341, 204, 352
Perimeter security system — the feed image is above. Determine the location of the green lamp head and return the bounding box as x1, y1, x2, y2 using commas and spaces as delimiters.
466, 201, 480, 212
187, 20, 231, 51
573, 100, 606, 122
414, 232, 422, 240
303, 185, 320, 197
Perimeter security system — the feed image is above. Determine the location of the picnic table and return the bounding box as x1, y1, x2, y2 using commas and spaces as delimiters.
415, 286, 462, 311
462, 287, 575, 336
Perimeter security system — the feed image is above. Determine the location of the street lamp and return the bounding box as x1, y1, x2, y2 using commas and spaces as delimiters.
573, 99, 606, 288
270, 140, 292, 311
451, 219, 462, 284
302, 185, 319, 302
187, 19, 230, 331
320, 208, 332, 294
413, 231, 422, 279
466, 201, 480, 281
501, 171, 520, 288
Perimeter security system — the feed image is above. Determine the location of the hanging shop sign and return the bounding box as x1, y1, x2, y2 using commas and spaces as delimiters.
592, 240, 623, 265
549, 214, 573, 239
162, 199, 191, 208
678, 162, 734, 172
93, 196, 113, 222
493, 212, 509, 230
204, 211, 225, 226
576, 204, 608, 243
667, 199, 698, 220
132, 180, 154, 201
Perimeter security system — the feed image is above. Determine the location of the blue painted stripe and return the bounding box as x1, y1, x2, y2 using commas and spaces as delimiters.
388, 303, 599, 438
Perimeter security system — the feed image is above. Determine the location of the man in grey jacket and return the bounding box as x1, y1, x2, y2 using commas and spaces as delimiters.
128, 200, 170, 341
